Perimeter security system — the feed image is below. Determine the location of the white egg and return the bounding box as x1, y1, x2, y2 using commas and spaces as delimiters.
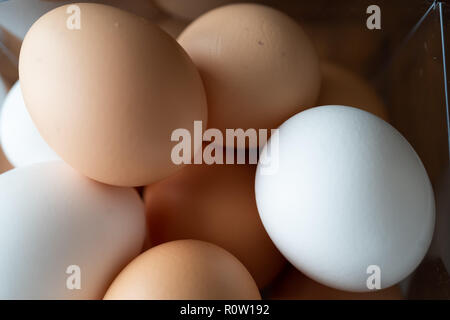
0, 161, 146, 299
255, 105, 435, 292
0, 81, 61, 167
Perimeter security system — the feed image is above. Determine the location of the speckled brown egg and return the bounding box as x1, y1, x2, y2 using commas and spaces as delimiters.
104, 240, 261, 300
178, 4, 320, 143
19, 3, 207, 186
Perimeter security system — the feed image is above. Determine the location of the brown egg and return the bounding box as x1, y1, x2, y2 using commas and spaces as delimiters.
178, 4, 320, 143
154, 0, 235, 21
157, 17, 188, 38
104, 240, 261, 300
318, 61, 389, 121
144, 163, 285, 288
0, 148, 12, 174
267, 266, 404, 300
0, 26, 21, 87
19, 3, 207, 187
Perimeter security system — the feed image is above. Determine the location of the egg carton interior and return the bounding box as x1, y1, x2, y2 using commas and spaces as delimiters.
0, 0, 449, 300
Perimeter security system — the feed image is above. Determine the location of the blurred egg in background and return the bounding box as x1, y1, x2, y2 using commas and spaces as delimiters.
157, 16, 188, 38
154, 0, 236, 21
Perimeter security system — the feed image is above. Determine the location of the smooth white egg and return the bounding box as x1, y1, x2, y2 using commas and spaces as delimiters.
0, 81, 61, 167
255, 105, 435, 292
0, 161, 146, 299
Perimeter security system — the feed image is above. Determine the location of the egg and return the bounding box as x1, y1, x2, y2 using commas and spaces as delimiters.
0, 77, 6, 104
1, 81, 61, 167
255, 106, 435, 292
267, 266, 404, 300
0, 78, 13, 174
0, 147, 12, 174
144, 163, 285, 288
19, 3, 207, 187
95, 0, 162, 20
318, 61, 389, 121
104, 240, 261, 300
0, 26, 21, 86
154, 0, 235, 21
42, 0, 162, 21
178, 4, 320, 142
157, 17, 188, 38
0, 0, 64, 39
0, 161, 146, 299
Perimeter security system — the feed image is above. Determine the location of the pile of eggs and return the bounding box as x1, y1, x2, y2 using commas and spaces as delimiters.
0, 1, 435, 300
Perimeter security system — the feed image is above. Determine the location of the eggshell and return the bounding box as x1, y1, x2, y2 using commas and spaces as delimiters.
104, 240, 261, 300
178, 4, 320, 141
154, 0, 234, 21
0, 161, 146, 299
267, 266, 404, 300
144, 163, 285, 288
1, 81, 61, 167
318, 62, 389, 121
0, 77, 6, 104
255, 106, 435, 292
19, 3, 207, 186
0, 26, 21, 87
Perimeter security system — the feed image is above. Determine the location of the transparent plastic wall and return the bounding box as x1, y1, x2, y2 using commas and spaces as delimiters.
0, 0, 449, 299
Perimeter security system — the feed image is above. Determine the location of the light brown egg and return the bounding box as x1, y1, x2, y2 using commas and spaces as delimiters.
154, 0, 235, 21
0, 26, 21, 87
104, 240, 261, 300
157, 17, 188, 38
318, 61, 389, 121
267, 266, 404, 300
178, 4, 320, 143
19, 3, 207, 186
144, 163, 286, 288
